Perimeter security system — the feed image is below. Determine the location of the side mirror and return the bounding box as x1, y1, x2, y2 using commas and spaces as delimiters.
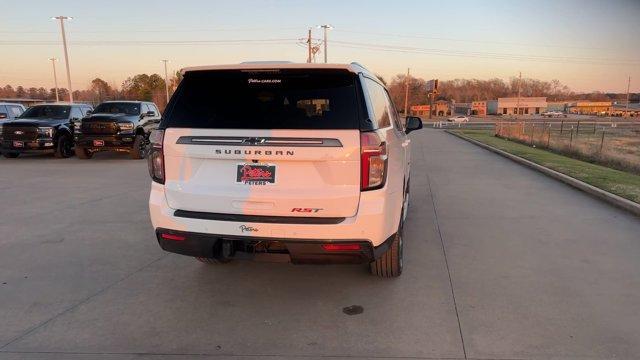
146, 110, 155, 117
0, 113, 7, 119
405, 116, 423, 134
85, 110, 92, 116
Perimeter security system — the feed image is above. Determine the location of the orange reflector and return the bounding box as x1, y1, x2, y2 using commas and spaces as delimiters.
322, 243, 361, 251
161, 233, 186, 241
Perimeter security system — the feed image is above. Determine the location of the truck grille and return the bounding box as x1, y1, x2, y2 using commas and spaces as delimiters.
3, 126, 38, 141
81, 122, 118, 135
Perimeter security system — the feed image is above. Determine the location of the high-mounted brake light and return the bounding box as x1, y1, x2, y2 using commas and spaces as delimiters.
148, 130, 165, 184
322, 243, 362, 251
360, 132, 387, 190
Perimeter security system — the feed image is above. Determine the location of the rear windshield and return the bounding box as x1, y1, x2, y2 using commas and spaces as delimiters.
162, 69, 361, 129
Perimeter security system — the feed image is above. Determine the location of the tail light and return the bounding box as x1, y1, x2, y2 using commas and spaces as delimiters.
322, 243, 362, 251
161, 233, 185, 241
148, 130, 165, 184
360, 131, 387, 190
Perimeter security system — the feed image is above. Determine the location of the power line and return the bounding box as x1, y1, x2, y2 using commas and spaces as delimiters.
0, 38, 298, 46
331, 40, 640, 66
334, 29, 614, 51
0, 26, 304, 34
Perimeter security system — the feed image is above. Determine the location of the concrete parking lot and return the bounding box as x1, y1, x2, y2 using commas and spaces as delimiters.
1, 130, 639, 360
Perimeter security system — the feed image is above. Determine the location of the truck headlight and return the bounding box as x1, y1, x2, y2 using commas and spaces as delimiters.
118, 122, 134, 133
38, 127, 54, 138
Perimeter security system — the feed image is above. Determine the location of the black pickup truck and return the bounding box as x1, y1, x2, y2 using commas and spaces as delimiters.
0, 103, 92, 158
74, 101, 161, 159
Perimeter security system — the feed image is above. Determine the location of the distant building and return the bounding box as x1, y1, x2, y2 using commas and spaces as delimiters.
498, 97, 547, 115
434, 100, 452, 116
568, 101, 612, 115
547, 101, 568, 113
411, 101, 454, 117
410, 104, 430, 117
471, 101, 487, 117
486, 100, 498, 115
453, 102, 471, 115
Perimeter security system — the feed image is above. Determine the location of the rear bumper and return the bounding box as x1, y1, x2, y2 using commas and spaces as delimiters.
156, 227, 395, 264
149, 180, 402, 260
75, 134, 135, 151
1, 139, 55, 152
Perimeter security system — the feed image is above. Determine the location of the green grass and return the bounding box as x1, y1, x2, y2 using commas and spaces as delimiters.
451, 129, 640, 204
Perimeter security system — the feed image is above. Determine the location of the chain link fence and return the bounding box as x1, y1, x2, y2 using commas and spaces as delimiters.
495, 120, 640, 174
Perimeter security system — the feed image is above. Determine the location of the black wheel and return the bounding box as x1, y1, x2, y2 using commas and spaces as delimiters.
3, 152, 19, 158
130, 134, 147, 159
195, 257, 231, 264
75, 146, 93, 159
54, 134, 73, 158
370, 229, 403, 277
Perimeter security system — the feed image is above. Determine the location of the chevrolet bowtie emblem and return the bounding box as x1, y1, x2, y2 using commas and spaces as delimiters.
243, 137, 266, 145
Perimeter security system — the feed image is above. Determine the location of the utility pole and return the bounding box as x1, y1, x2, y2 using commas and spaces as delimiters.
429, 92, 433, 120
307, 28, 312, 63
49, 57, 59, 102
317, 24, 333, 63
53, 16, 73, 102
516, 71, 522, 118
404, 68, 410, 116
161, 59, 170, 105
625, 76, 631, 117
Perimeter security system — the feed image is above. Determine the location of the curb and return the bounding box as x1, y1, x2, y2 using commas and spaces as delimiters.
445, 130, 640, 218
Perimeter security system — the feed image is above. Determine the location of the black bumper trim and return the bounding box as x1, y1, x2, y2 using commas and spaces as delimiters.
155, 228, 395, 264
173, 209, 345, 225
75, 134, 135, 150
1, 139, 55, 152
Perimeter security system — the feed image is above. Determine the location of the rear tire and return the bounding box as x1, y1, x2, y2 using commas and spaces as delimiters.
3, 152, 19, 158
370, 230, 403, 277
75, 146, 93, 159
195, 257, 231, 264
54, 134, 73, 158
370, 183, 408, 278
130, 134, 147, 159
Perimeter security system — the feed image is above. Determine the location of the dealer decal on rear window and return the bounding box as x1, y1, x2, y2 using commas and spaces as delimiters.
236, 164, 276, 185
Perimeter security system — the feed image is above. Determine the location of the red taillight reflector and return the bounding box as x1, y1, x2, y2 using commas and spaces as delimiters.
148, 130, 165, 184
161, 233, 186, 241
322, 243, 362, 251
360, 131, 387, 190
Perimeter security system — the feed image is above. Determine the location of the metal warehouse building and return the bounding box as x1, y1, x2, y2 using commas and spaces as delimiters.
498, 97, 547, 115
568, 101, 612, 115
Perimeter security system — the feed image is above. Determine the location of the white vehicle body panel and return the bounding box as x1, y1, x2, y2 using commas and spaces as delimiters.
162, 128, 362, 218
150, 180, 401, 247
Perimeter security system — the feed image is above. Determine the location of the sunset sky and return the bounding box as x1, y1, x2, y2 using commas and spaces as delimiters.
2, 0, 639, 93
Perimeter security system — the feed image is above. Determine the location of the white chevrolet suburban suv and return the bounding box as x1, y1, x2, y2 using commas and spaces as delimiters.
148, 62, 423, 277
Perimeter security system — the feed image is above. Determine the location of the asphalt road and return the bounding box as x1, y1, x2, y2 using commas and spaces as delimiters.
1, 130, 639, 360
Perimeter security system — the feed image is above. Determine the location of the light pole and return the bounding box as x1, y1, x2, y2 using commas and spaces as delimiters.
161, 60, 170, 105
625, 76, 631, 117
317, 25, 333, 63
49, 57, 59, 102
53, 16, 73, 102
404, 68, 410, 116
